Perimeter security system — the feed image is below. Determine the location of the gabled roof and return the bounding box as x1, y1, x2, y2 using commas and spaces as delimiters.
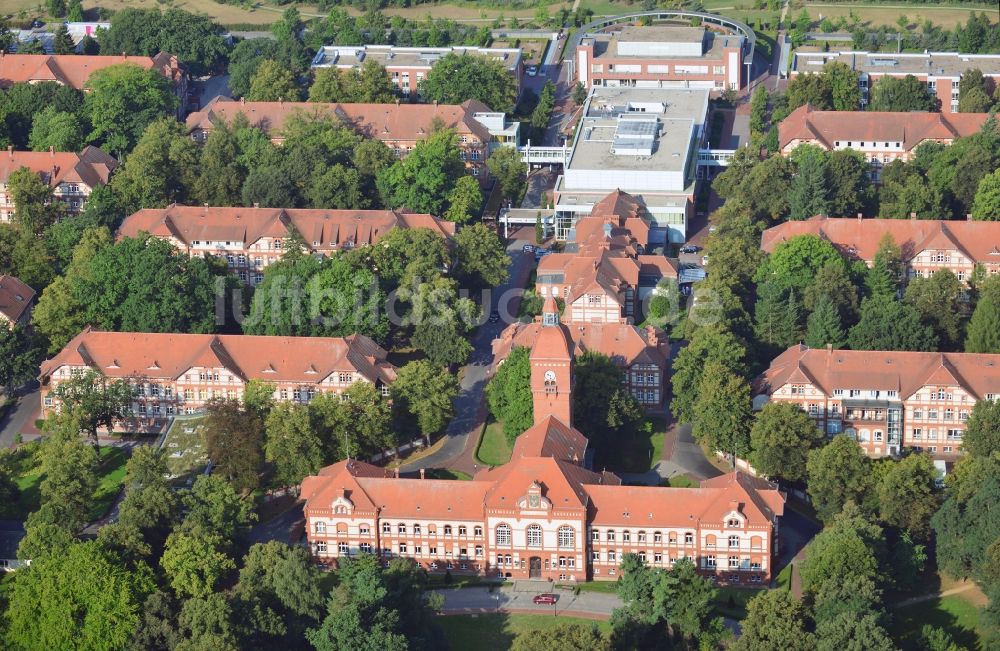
0, 146, 116, 187
779, 104, 990, 152
39, 328, 397, 386
186, 96, 493, 144
586, 470, 783, 527
0, 52, 180, 89
478, 456, 618, 512
495, 320, 668, 370
0, 275, 35, 324
118, 206, 454, 251
761, 217, 1000, 264
301, 459, 391, 514
754, 345, 1000, 401
511, 415, 588, 464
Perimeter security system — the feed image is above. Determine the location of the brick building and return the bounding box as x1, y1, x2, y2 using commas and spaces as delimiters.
536, 190, 678, 323
0, 275, 35, 329
577, 25, 746, 91
186, 97, 519, 182
761, 216, 1000, 285
791, 50, 1000, 113
303, 300, 784, 582
310, 44, 523, 99
0, 146, 117, 222
117, 205, 455, 285
778, 105, 989, 181
0, 52, 189, 117
753, 345, 1000, 459
39, 329, 397, 429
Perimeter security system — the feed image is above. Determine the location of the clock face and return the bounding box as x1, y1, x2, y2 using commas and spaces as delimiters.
544, 370, 556, 382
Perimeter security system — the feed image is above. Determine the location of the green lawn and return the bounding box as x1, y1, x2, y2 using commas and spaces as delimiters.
574, 580, 619, 594
595, 416, 667, 474
437, 613, 610, 650
4, 443, 128, 521
713, 586, 763, 620
891, 595, 984, 650
476, 421, 513, 467
775, 562, 793, 591
665, 474, 699, 488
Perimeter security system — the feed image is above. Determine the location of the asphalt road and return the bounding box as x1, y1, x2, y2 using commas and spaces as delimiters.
0, 385, 39, 449
439, 585, 621, 617
399, 236, 537, 473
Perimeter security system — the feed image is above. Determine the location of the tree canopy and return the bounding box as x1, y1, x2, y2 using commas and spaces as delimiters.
418, 52, 518, 113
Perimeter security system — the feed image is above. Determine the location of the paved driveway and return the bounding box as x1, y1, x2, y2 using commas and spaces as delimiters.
0, 385, 39, 449
438, 585, 621, 618
399, 237, 536, 473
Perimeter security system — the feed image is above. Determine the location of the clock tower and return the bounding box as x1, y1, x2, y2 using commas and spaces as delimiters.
530, 295, 573, 426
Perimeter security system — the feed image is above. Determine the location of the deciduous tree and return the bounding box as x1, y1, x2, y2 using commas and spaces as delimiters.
736, 589, 814, 651
487, 146, 528, 203
418, 52, 517, 112
202, 398, 264, 493
693, 361, 751, 457
971, 167, 1000, 221
848, 295, 938, 351
877, 453, 940, 539
391, 360, 459, 438
377, 129, 467, 215
963, 398, 1000, 457
85, 64, 178, 156
807, 434, 874, 522
28, 106, 85, 152
0, 325, 41, 397
8, 166, 60, 235
247, 59, 301, 102
486, 346, 533, 445
160, 531, 235, 598
50, 369, 133, 442
904, 269, 964, 349
5, 541, 155, 651
454, 223, 510, 287
869, 74, 937, 111
671, 325, 747, 424
180, 474, 256, 540
750, 402, 823, 483
264, 403, 324, 486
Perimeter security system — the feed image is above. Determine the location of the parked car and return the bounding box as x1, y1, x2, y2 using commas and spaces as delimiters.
526, 65, 538, 77
680, 245, 700, 254
701, 255, 710, 266
522, 244, 535, 253
534, 248, 551, 260
488, 310, 500, 323
532, 593, 558, 605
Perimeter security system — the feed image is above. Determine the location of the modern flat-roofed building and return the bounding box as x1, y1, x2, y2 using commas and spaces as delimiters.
310, 44, 523, 99
778, 104, 989, 181
554, 87, 709, 244
40, 329, 398, 429
761, 216, 1000, 285
304, 300, 783, 583
118, 205, 455, 285
0, 146, 117, 222
754, 345, 1000, 460
577, 25, 746, 91
791, 50, 1000, 113
186, 97, 519, 182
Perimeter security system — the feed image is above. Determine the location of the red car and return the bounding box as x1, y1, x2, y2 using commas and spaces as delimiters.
532, 594, 558, 605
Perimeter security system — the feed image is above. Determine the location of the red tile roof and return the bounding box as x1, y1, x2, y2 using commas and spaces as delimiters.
118, 205, 454, 251
186, 96, 493, 144
0, 146, 116, 188
755, 344, 1000, 401
760, 216, 1000, 264
779, 104, 989, 152
511, 415, 589, 464
40, 328, 397, 386
0, 52, 181, 89
0, 275, 35, 324
494, 320, 668, 371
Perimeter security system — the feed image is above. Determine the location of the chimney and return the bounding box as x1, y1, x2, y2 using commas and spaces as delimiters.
645, 324, 659, 346
826, 343, 833, 353
419, 468, 425, 479
253, 202, 259, 208
49, 146, 54, 155
910, 212, 917, 220
395, 98, 400, 107
394, 466, 399, 478
857, 212, 863, 221
729, 500, 740, 512
240, 96, 245, 104
7, 145, 12, 158
967, 213, 973, 220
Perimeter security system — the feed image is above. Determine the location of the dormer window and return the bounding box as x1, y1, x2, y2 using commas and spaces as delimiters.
727, 518, 741, 528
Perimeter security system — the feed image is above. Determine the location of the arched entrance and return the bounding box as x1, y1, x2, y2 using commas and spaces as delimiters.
529, 556, 542, 578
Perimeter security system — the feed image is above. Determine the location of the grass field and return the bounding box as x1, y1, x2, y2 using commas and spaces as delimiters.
595, 416, 667, 474
804, 4, 999, 30
437, 613, 610, 650
476, 421, 513, 467
4, 443, 128, 521
665, 473, 699, 488
891, 593, 984, 650
575, 580, 619, 593
425, 468, 473, 480
162, 416, 209, 485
